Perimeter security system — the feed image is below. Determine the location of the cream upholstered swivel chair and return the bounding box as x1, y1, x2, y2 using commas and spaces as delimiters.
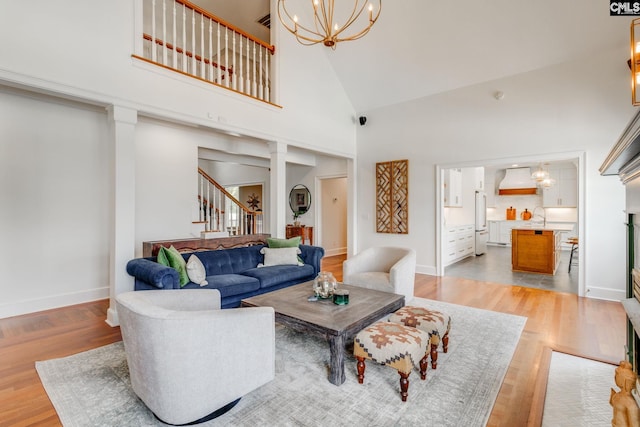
116, 289, 275, 425
343, 247, 417, 302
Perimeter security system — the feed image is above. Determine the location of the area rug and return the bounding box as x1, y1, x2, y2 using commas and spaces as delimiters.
36, 298, 526, 427
542, 352, 616, 426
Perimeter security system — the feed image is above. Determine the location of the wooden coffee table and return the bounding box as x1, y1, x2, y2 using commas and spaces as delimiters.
241, 281, 405, 386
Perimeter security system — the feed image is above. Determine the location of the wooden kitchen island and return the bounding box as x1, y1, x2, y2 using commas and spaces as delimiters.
511, 227, 562, 275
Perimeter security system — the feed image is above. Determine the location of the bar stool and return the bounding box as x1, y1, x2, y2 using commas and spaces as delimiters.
567, 237, 579, 273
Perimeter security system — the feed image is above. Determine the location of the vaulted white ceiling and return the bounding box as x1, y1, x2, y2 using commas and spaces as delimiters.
196, 1, 633, 113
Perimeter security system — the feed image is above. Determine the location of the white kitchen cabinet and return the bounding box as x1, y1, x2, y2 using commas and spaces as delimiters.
543, 167, 577, 207
488, 221, 500, 243
498, 220, 527, 245
474, 167, 485, 191
443, 224, 475, 266
444, 168, 463, 207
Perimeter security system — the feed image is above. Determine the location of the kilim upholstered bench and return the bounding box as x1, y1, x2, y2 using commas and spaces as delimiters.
353, 321, 429, 402
388, 305, 452, 369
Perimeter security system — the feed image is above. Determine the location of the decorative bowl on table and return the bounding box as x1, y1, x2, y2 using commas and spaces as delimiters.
313, 271, 337, 299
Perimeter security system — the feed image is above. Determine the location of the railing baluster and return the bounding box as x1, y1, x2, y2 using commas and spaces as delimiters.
181, 4, 187, 72
239, 36, 243, 93
245, 41, 250, 95
259, 46, 263, 100
190, 9, 196, 74
162, 0, 167, 65
224, 27, 229, 88
232, 32, 237, 91
208, 17, 213, 81
252, 41, 257, 97
200, 14, 205, 78
172, 1, 177, 68
216, 22, 221, 84
264, 47, 270, 102
151, 0, 157, 62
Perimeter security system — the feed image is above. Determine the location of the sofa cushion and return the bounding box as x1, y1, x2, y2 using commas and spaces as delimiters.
259, 247, 303, 267
243, 264, 315, 289
186, 254, 208, 286
197, 245, 265, 275
158, 246, 189, 287
204, 274, 261, 297
267, 236, 301, 248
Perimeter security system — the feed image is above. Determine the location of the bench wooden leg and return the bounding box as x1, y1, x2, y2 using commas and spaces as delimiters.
442, 332, 449, 353
356, 356, 366, 384
419, 354, 428, 380
430, 343, 438, 369
399, 371, 410, 402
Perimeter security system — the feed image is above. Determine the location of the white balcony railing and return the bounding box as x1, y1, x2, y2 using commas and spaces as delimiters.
139, 0, 274, 103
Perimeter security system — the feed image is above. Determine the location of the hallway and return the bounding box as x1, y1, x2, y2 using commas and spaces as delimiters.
444, 245, 578, 294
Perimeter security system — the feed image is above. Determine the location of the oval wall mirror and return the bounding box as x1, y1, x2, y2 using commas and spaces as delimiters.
289, 184, 311, 217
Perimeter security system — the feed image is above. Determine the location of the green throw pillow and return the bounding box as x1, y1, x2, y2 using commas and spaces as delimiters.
267, 236, 301, 248
157, 246, 190, 287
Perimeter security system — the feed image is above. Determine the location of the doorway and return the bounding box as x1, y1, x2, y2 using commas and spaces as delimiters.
317, 176, 348, 257
437, 152, 585, 296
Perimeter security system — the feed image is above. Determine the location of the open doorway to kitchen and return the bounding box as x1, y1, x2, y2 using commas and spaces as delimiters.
438, 152, 584, 296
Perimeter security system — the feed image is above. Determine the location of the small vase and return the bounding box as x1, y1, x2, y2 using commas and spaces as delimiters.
294, 220, 301, 227
313, 272, 337, 299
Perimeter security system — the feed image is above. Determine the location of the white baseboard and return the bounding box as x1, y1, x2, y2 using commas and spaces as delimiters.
585, 286, 626, 301
0, 287, 109, 319
324, 247, 347, 257
416, 264, 437, 276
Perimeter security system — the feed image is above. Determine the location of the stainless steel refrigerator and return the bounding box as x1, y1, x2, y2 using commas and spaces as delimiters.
475, 191, 488, 255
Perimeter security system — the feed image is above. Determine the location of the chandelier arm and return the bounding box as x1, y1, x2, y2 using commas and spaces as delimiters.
332, 0, 367, 38
334, 1, 381, 40
278, 1, 326, 40
314, 0, 330, 37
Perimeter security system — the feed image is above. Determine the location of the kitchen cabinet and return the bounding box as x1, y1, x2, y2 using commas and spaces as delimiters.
444, 168, 463, 207
474, 167, 485, 191
512, 228, 561, 274
543, 167, 577, 207
498, 220, 527, 245
488, 221, 499, 243
443, 224, 474, 266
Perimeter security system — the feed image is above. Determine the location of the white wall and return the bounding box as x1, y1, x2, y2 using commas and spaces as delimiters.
0, 88, 110, 318
355, 47, 631, 300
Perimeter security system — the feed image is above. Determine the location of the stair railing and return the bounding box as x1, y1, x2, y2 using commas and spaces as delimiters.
138, 0, 275, 103
198, 168, 263, 236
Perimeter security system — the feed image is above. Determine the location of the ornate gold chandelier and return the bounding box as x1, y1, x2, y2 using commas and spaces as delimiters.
277, 0, 382, 49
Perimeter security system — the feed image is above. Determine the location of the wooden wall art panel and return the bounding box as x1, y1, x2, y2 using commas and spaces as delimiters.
376, 159, 409, 234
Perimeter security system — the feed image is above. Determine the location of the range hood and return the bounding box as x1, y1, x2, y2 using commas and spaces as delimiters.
498, 167, 538, 195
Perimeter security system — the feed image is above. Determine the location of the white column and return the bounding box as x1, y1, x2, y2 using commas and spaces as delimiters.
269, 141, 287, 238
105, 105, 137, 327
347, 158, 357, 256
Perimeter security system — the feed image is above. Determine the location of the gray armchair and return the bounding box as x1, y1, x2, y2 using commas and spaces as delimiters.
343, 247, 416, 302
116, 289, 275, 425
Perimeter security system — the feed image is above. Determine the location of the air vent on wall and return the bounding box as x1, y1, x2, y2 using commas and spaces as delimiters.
257, 13, 270, 29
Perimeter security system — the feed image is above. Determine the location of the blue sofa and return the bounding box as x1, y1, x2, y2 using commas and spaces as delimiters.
126, 244, 324, 308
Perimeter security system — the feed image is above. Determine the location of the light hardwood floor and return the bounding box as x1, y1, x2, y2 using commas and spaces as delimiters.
0, 254, 626, 427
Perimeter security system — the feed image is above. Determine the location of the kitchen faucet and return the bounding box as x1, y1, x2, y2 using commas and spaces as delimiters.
532, 206, 546, 227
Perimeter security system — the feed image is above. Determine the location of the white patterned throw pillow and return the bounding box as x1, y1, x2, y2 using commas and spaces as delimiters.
259, 247, 303, 267
186, 254, 208, 286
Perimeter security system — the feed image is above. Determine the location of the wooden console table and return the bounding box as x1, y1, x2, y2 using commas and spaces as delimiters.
286, 225, 313, 245
142, 234, 270, 257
